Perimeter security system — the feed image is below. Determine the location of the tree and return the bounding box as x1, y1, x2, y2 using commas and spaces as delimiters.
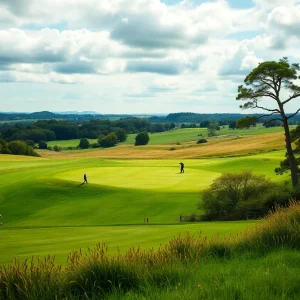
114, 128, 127, 142
0, 138, 11, 154
99, 133, 118, 148
275, 124, 300, 176
236, 116, 257, 129
207, 121, 219, 137
135, 132, 149, 146
229, 121, 237, 129
38, 140, 48, 149
237, 57, 300, 187
263, 120, 281, 128
7, 140, 38, 156
78, 138, 89, 149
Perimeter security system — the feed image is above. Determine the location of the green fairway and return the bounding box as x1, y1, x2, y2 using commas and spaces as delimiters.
0, 221, 254, 265
0, 150, 288, 264
56, 166, 220, 192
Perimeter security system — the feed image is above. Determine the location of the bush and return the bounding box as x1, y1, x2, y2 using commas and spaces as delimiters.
79, 138, 90, 149
38, 140, 48, 149
47, 146, 53, 151
200, 170, 275, 220
99, 133, 118, 148
0, 138, 11, 154
197, 138, 207, 144
7, 140, 39, 157
169, 147, 176, 151
53, 145, 61, 152
135, 132, 149, 146
91, 143, 101, 148
114, 128, 127, 142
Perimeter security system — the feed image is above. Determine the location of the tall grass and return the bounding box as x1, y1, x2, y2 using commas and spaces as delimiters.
1, 201, 300, 299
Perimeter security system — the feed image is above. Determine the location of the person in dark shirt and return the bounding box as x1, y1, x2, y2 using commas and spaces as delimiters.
83, 174, 88, 184
179, 162, 184, 173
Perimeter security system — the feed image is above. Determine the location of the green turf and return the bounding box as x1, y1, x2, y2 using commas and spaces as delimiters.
0, 150, 289, 264
0, 221, 255, 265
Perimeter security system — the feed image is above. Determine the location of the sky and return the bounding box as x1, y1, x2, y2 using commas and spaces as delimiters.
0, 0, 300, 114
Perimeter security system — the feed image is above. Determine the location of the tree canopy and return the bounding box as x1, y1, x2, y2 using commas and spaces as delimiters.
237, 57, 300, 187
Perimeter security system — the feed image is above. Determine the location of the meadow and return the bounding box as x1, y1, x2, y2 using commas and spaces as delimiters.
1, 127, 299, 299
46, 125, 291, 149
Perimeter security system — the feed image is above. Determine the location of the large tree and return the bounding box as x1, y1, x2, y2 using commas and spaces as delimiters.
236, 57, 300, 188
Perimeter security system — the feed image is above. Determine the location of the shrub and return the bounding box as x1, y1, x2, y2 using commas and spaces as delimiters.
197, 138, 207, 144
78, 138, 89, 149
169, 147, 176, 151
38, 140, 48, 149
7, 140, 39, 157
53, 145, 61, 152
200, 170, 275, 220
99, 133, 118, 148
0, 138, 11, 154
47, 146, 53, 151
91, 143, 101, 148
135, 132, 149, 146
114, 128, 127, 142
97, 134, 105, 144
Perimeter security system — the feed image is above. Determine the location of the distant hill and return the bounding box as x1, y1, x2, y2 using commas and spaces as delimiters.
1, 111, 299, 125
30, 111, 56, 118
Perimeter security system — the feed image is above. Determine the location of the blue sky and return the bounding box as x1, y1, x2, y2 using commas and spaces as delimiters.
0, 0, 300, 114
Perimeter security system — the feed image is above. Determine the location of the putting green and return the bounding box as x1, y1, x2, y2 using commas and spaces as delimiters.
56, 167, 220, 192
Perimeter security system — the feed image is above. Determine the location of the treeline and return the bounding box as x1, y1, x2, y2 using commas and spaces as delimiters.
0, 111, 135, 122
0, 139, 39, 157
149, 112, 300, 125
0, 118, 175, 142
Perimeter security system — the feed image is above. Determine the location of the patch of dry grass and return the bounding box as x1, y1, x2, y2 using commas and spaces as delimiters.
37, 132, 285, 159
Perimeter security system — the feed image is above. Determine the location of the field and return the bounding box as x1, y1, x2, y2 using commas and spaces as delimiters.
1, 127, 300, 299
2, 153, 278, 264
0, 126, 290, 264
46, 125, 290, 149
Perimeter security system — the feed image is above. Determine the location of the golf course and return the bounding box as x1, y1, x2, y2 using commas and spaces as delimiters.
1, 127, 300, 299
0, 127, 290, 264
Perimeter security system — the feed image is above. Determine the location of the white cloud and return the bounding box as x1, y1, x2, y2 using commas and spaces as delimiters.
240, 55, 262, 70
0, 0, 300, 113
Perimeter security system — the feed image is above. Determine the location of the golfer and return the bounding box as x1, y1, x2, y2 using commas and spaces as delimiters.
179, 162, 184, 173
83, 174, 88, 184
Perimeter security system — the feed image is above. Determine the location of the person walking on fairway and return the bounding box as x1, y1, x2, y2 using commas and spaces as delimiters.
179, 162, 184, 173
83, 174, 88, 184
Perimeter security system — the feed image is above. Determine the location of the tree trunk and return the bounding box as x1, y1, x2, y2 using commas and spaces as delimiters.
282, 116, 299, 188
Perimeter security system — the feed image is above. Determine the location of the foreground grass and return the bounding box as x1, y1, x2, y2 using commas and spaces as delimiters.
0, 222, 254, 265
1, 202, 300, 300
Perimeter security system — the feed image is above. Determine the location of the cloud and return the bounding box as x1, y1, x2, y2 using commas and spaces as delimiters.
254, 0, 295, 10
126, 59, 184, 75
219, 45, 262, 77
53, 60, 97, 74
267, 5, 300, 37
